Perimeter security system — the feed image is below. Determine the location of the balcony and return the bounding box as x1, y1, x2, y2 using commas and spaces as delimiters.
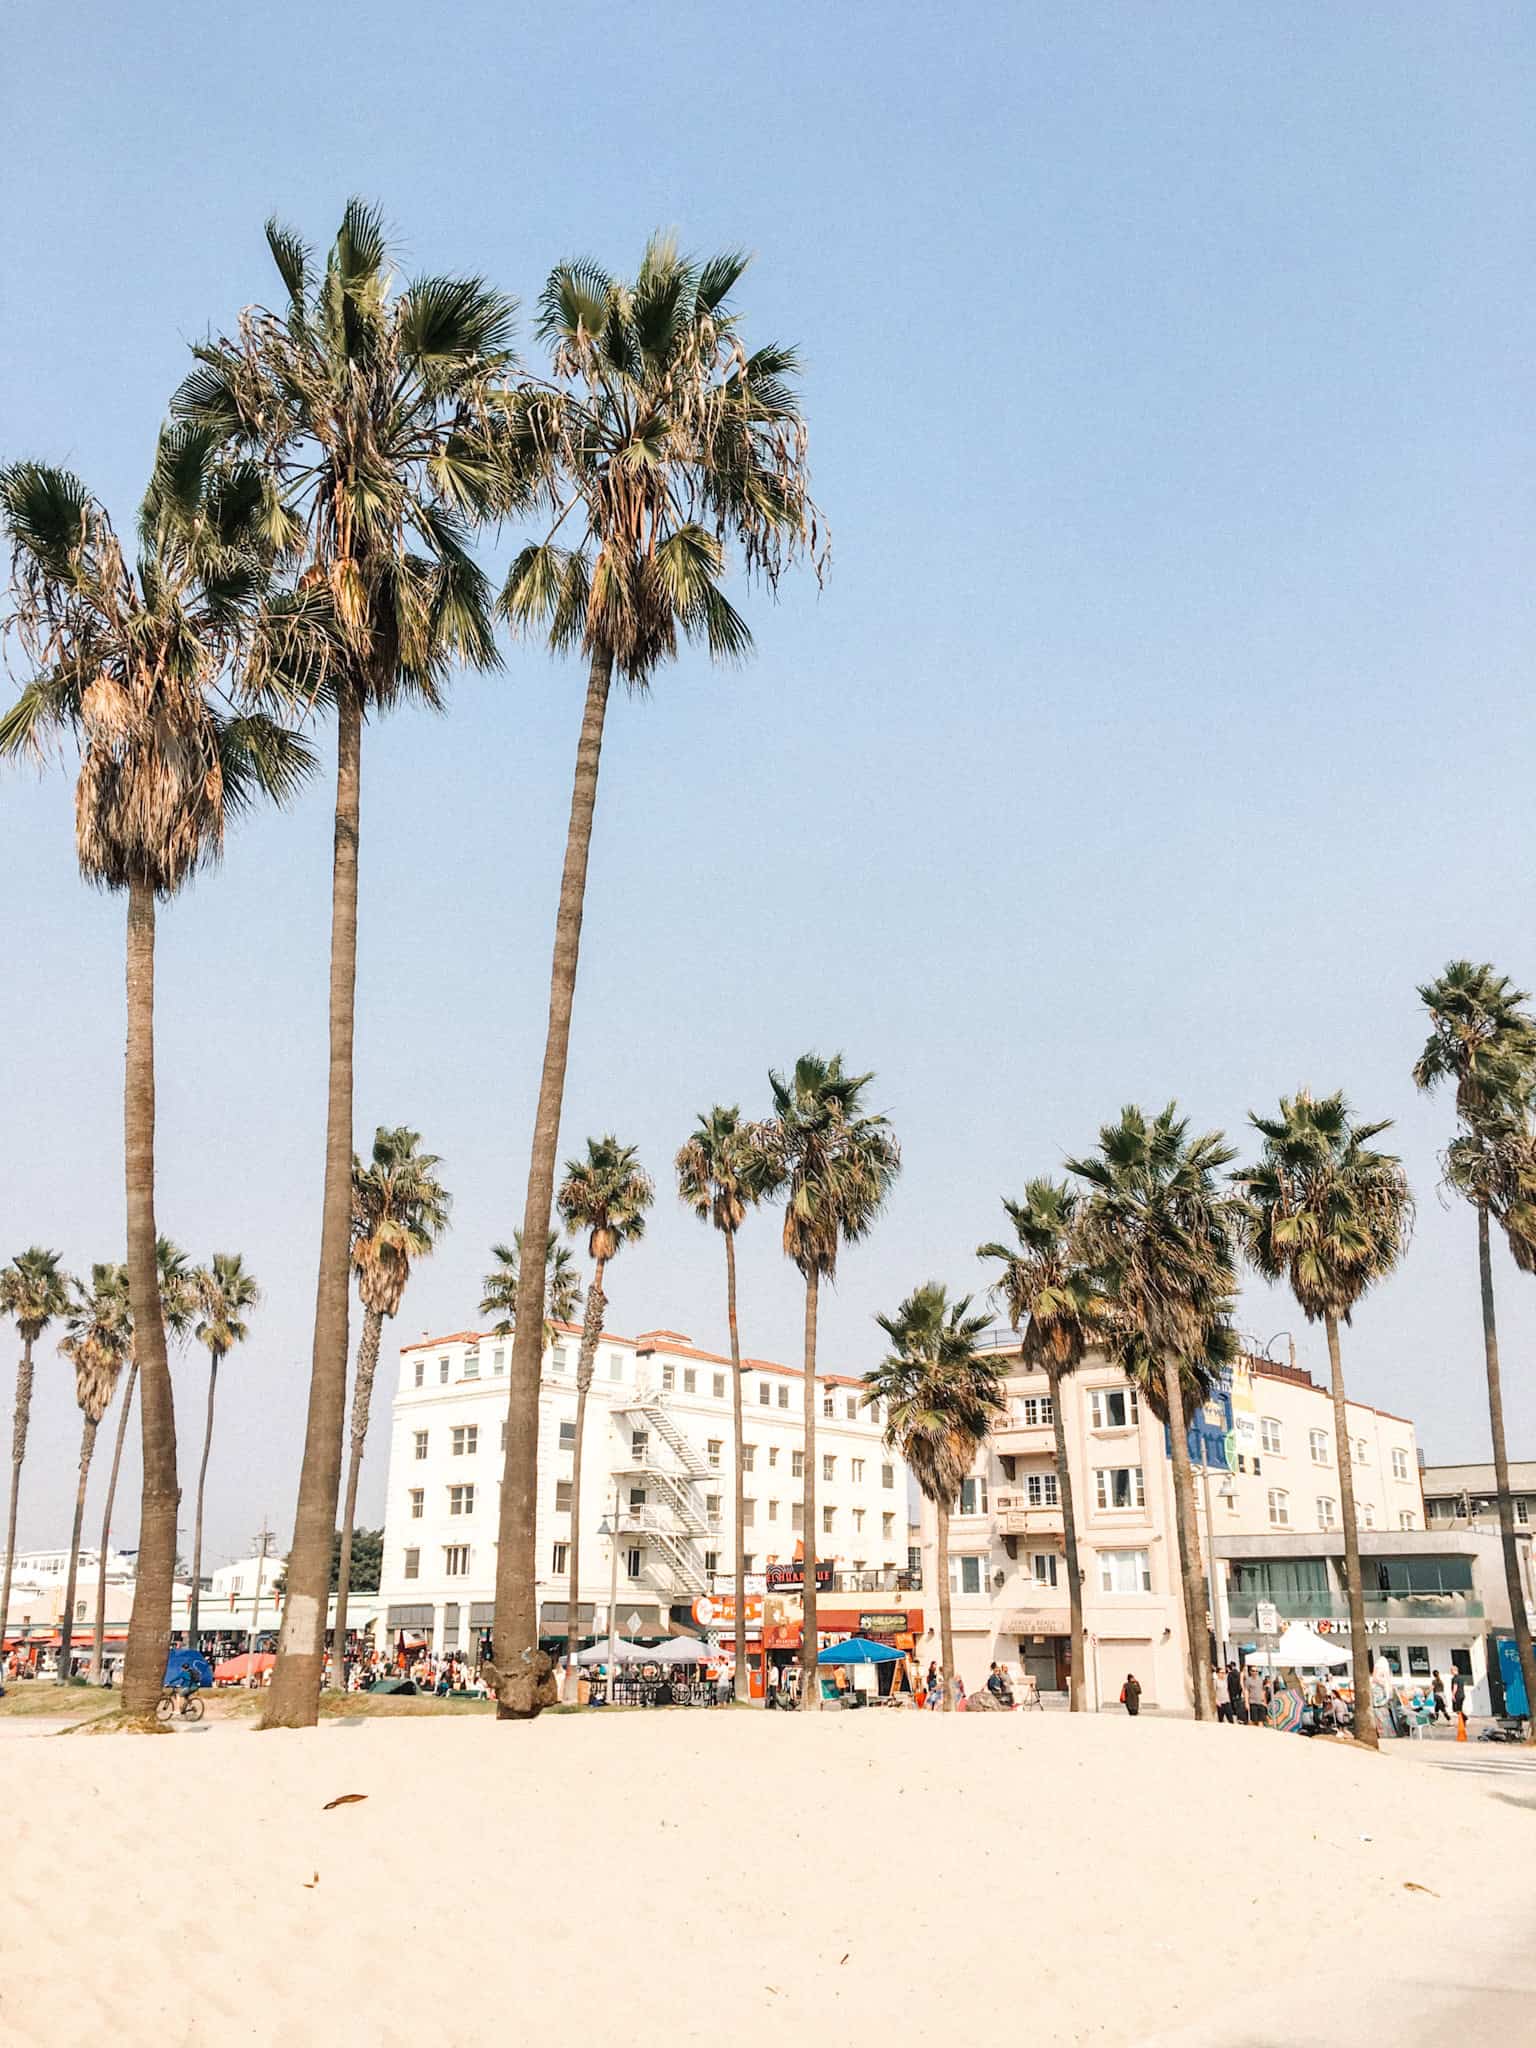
1226, 1592, 1486, 1627
994, 1494, 1063, 1538
989, 1415, 1057, 1457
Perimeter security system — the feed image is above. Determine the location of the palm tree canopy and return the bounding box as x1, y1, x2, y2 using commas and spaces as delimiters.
480, 1231, 584, 1339
1414, 961, 1536, 1127
557, 1136, 654, 1264
1116, 1312, 1239, 1425
757, 1053, 901, 1281
865, 1283, 1004, 1507
351, 1126, 452, 1320
499, 235, 822, 688
192, 1251, 261, 1355
675, 1105, 769, 1236
0, 435, 318, 896
978, 1179, 1104, 1375
0, 1246, 73, 1343
155, 1237, 197, 1343
174, 199, 518, 714
1234, 1090, 1413, 1324
61, 1264, 133, 1424
1066, 1103, 1243, 1367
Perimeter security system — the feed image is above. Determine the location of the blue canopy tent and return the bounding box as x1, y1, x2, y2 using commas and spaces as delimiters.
817, 1637, 902, 1664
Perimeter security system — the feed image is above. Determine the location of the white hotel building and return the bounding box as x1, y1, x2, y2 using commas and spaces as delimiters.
920, 1342, 1426, 1709
375, 1321, 915, 1662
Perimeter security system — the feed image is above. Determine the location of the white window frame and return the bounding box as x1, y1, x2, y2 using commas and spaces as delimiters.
1316, 1496, 1336, 1530
1309, 1429, 1329, 1466
1094, 1466, 1145, 1511
1267, 1488, 1290, 1528
1090, 1387, 1140, 1432
1261, 1417, 1283, 1456
1098, 1548, 1151, 1595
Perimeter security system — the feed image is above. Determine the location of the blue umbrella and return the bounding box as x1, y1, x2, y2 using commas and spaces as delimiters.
816, 1636, 902, 1664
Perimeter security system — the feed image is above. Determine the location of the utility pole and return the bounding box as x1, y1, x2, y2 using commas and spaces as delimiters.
249, 1521, 276, 1678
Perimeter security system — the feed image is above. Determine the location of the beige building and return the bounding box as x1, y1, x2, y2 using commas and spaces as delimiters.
918, 1341, 1424, 1710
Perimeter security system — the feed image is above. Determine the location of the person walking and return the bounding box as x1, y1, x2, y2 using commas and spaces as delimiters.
1225, 1662, 1245, 1725
1243, 1662, 1268, 1728
1120, 1671, 1142, 1717
1451, 1669, 1467, 1721
1214, 1666, 1233, 1724
1430, 1671, 1451, 1723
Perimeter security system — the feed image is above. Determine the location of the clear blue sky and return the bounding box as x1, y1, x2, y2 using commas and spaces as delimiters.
2, 3, 1533, 1564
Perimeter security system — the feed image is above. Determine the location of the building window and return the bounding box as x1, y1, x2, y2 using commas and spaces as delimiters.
1094, 1467, 1144, 1511
777, 1385, 789, 1409
629, 1486, 646, 1510
948, 1555, 984, 1595
1407, 1644, 1431, 1677
1360, 1502, 1375, 1528
1316, 1497, 1336, 1530
451, 1424, 478, 1456
662, 1365, 675, 1392
742, 1444, 756, 1473
625, 1548, 642, 1580
1261, 1417, 1283, 1455
1517, 1499, 1531, 1527
792, 1503, 805, 1531
851, 1458, 865, 1483
556, 1481, 573, 1512
742, 1500, 756, 1527
610, 1352, 624, 1381
449, 1484, 475, 1516
1309, 1429, 1329, 1466
1391, 1447, 1410, 1481
1354, 1438, 1369, 1466
822, 1506, 835, 1534
1019, 1394, 1054, 1426
413, 1360, 424, 1388
1398, 1511, 1416, 1530
413, 1431, 429, 1461
1090, 1388, 1139, 1431
759, 1381, 771, 1406
708, 1439, 723, 1469
551, 1346, 568, 1373
823, 1455, 836, 1482
742, 1554, 756, 1574
1098, 1549, 1152, 1595
684, 1369, 697, 1394
559, 1419, 576, 1446
1026, 1472, 1059, 1507
493, 1348, 506, 1374
706, 1494, 722, 1519
768, 1500, 779, 1522
853, 1508, 864, 1531
868, 1399, 881, 1425
439, 1357, 450, 1384
958, 1476, 988, 1516
882, 1463, 895, 1489
823, 1393, 834, 1419
1267, 1488, 1290, 1528
768, 1446, 779, 1468
631, 1431, 648, 1462
792, 1450, 805, 1478
444, 1545, 469, 1576
409, 1489, 424, 1520
882, 1512, 895, 1539
713, 1373, 726, 1399
464, 1350, 480, 1381
704, 1550, 719, 1574
846, 1396, 858, 1420
552, 1542, 568, 1574
1032, 1552, 1058, 1587
403, 1548, 420, 1580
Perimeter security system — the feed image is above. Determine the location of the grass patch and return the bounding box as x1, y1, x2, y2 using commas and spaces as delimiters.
0, 1685, 108, 1719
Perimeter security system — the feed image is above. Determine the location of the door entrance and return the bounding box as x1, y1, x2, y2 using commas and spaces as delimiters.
1020, 1636, 1065, 1693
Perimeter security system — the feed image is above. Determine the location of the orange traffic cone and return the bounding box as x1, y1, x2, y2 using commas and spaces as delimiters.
1456, 1711, 1468, 1742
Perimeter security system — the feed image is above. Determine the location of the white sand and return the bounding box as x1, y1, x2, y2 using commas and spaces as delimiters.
4, 1711, 1534, 2047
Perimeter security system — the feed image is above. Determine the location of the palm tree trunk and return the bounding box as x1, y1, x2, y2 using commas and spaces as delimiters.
1323, 1313, 1378, 1749
187, 1348, 222, 1647
562, 1262, 607, 1702
266, 678, 362, 1729
724, 1229, 748, 1704
799, 1267, 821, 1712
1161, 1356, 1213, 1720
494, 646, 614, 1721
1, 1335, 35, 1668
58, 1415, 99, 1679
1476, 1201, 1536, 1738
1046, 1362, 1085, 1712
121, 879, 176, 1726
89, 1359, 137, 1682
333, 1307, 384, 1694
935, 1492, 956, 1711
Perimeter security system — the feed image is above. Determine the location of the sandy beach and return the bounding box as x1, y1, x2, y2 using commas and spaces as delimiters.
3, 1708, 1534, 2048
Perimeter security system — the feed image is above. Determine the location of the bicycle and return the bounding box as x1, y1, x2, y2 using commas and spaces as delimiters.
156, 1683, 205, 1723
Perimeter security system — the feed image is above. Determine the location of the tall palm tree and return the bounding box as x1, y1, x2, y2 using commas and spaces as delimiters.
89, 1239, 194, 1683
1066, 1105, 1243, 1721
1234, 1092, 1412, 1749
676, 1106, 769, 1703
176, 201, 516, 1728
0, 1248, 73, 1656
56, 1266, 133, 1676
754, 1055, 900, 1710
978, 1181, 1104, 1712
490, 238, 820, 1719
554, 1137, 652, 1700
0, 439, 315, 1723
1415, 961, 1536, 1733
185, 1252, 260, 1646
334, 1129, 450, 1684
480, 1231, 584, 1343
867, 1285, 1004, 1711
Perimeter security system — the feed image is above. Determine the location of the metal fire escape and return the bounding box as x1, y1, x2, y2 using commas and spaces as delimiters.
609, 1384, 713, 1597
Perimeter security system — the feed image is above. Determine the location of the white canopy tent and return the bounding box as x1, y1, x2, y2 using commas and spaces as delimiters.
572, 1638, 655, 1667
1246, 1622, 1350, 1670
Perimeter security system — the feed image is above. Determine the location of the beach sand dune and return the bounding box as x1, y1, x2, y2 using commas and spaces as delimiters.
3, 1710, 1533, 2047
